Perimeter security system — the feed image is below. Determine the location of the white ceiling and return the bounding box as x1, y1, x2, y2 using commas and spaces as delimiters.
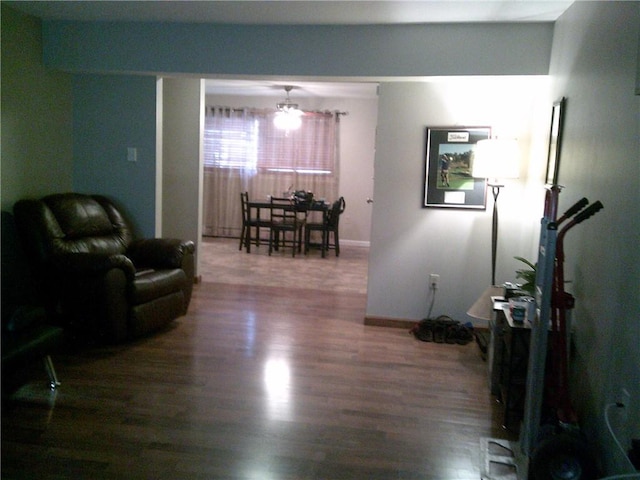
7, 0, 574, 98
7, 1, 575, 25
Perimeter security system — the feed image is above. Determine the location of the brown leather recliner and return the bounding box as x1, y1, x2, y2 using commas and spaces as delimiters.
14, 193, 195, 343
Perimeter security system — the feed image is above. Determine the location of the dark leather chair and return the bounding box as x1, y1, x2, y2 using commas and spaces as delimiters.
304, 197, 345, 257
13, 193, 195, 343
2, 211, 63, 390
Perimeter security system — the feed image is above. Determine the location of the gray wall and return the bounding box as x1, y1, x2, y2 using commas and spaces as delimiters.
39, 19, 554, 240
546, 2, 640, 474
42, 22, 553, 77
368, 77, 550, 324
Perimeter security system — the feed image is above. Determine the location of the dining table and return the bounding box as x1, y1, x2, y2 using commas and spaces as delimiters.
246, 198, 330, 250
248, 198, 329, 219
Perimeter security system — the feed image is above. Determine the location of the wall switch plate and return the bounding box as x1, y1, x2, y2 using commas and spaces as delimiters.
127, 147, 138, 162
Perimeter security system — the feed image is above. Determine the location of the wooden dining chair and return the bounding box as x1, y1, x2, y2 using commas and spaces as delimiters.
239, 192, 271, 253
304, 196, 345, 257
269, 197, 306, 257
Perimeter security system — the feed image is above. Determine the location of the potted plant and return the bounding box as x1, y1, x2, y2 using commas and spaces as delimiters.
514, 256, 536, 296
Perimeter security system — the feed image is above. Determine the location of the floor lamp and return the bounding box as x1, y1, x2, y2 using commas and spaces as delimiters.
472, 138, 520, 286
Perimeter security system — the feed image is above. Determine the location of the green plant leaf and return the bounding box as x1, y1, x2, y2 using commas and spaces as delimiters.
514, 256, 536, 295
514, 256, 536, 270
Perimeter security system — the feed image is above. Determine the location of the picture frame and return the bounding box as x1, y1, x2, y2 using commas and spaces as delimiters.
423, 126, 491, 209
545, 97, 566, 185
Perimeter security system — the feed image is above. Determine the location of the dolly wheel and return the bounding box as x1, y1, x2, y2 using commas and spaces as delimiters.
530, 433, 597, 480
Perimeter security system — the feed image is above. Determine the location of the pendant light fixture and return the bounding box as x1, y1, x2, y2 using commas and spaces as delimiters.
274, 85, 303, 130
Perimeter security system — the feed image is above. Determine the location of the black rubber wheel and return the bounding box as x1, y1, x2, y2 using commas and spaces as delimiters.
529, 433, 598, 480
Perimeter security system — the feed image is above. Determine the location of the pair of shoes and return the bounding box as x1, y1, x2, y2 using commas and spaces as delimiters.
434, 323, 447, 343
445, 324, 459, 344
434, 316, 457, 343
411, 317, 474, 345
457, 323, 474, 345
412, 316, 457, 343
446, 323, 474, 345
410, 319, 434, 342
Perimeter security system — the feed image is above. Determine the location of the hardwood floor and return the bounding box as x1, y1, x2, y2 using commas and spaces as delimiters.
199, 236, 369, 294
2, 238, 512, 479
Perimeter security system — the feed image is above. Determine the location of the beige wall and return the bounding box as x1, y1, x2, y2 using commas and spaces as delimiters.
1, 5, 73, 210
162, 77, 205, 276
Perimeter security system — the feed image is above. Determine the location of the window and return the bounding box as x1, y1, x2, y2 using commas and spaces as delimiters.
202, 105, 341, 237
204, 107, 337, 175
204, 109, 259, 170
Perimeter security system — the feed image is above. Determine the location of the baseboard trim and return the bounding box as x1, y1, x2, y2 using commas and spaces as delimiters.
204, 235, 370, 249
341, 239, 370, 248
364, 316, 416, 329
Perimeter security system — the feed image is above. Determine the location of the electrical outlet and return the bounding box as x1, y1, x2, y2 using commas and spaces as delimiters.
429, 274, 440, 289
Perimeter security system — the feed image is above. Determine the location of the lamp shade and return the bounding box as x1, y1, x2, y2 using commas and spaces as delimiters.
472, 138, 520, 180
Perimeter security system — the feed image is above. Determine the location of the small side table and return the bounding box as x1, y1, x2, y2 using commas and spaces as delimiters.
498, 305, 532, 430
488, 297, 508, 397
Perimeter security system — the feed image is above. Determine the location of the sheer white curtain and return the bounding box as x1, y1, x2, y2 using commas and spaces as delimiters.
202, 106, 340, 237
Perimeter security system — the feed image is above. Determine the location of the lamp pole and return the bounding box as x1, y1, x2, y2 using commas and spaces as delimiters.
490, 183, 503, 286
472, 137, 519, 287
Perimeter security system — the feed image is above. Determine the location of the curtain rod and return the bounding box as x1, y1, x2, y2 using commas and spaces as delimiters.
208, 106, 348, 116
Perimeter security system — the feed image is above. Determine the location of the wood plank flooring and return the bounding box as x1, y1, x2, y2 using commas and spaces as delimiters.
198, 237, 370, 294
2, 238, 513, 479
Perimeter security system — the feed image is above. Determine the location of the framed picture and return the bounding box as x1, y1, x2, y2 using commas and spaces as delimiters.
545, 97, 566, 185
423, 126, 491, 209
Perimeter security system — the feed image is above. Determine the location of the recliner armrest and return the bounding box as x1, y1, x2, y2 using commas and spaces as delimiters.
52, 252, 136, 281
127, 238, 195, 270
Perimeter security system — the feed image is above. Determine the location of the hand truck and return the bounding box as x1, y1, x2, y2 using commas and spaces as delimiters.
522, 185, 604, 479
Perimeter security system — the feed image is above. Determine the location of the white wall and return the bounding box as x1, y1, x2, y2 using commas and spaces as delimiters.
162, 77, 205, 276
367, 77, 551, 326
337, 96, 378, 245
548, 2, 640, 474
204, 92, 378, 243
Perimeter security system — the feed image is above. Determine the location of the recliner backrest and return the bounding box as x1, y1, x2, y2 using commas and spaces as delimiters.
15, 193, 133, 261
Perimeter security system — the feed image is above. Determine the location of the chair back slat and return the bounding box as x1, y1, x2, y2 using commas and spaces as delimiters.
240, 192, 250, 224
270, 197, 298, 225
269, 197, 306, 256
